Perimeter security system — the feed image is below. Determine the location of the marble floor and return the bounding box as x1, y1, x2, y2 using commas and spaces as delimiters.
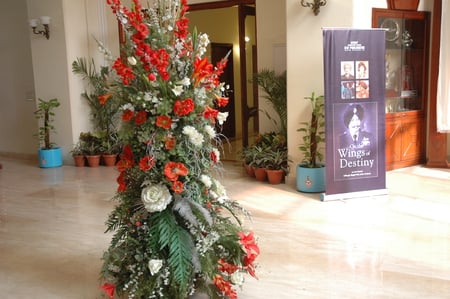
0, 157, 449, 299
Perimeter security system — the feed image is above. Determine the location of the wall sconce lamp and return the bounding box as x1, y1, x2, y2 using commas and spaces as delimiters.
300, 0, 327, 16
29, 16, 51, 39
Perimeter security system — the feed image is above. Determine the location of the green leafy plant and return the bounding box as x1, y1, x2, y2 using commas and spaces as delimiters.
72, 57, 121, 143
297, 92, 325, 168
34, 98, 60, 149
265, 148, 291, 173
253, 69, 287, 137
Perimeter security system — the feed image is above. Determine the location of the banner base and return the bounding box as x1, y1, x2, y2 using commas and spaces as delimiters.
320, 188, 388, 202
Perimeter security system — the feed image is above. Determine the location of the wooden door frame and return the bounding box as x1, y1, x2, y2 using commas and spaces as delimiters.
426, 0, 449, 167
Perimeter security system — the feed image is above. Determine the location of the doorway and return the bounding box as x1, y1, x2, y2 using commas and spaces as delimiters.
211, 43, 235, 138
189, 1, 258, 156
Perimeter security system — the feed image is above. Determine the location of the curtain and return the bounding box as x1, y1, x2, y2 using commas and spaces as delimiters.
437, 0, 450, 132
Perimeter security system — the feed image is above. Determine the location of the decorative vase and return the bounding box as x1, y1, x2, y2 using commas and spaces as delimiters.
254, 167, 267, 181
102, 154, 118, 167
38, 147, 63, 168
296, 164, 325, 193
73, 155, 86, 167
387, 0, 419, 10
86, 155, 101, 167
266, 169, 285, 184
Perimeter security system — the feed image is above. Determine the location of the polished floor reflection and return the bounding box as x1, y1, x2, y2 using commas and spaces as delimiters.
0, 157, 449, 298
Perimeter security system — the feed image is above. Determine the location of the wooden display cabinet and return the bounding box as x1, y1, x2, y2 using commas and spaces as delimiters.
372, 8, 430, 170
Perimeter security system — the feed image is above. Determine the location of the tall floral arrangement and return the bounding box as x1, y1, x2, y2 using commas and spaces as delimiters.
99, 0, 259, 298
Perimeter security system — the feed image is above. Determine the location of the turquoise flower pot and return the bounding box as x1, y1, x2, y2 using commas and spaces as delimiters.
38, 147, 63, 168
296, 164, 325, 193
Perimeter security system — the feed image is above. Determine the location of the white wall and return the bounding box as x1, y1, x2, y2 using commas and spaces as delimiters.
286, 0, 354, 175
0, 0, 37, 157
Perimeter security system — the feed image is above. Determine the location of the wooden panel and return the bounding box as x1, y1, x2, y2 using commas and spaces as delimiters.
385, 119, 402, 169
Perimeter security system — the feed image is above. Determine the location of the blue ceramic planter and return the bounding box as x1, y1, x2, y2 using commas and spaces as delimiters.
296, 164, 325, 193
38, 147, 63, 168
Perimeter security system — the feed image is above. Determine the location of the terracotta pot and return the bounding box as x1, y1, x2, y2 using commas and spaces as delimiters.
254, 167, 267, 181
244, 163, 255, 177
86, 155, 101, 167
266, 169, 285, 184
102, 154, 118, 167
387, 0, 419, 10
73, 155, 85, 167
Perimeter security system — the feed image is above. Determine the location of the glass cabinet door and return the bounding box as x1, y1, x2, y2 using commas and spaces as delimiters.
372, 10, 429, 115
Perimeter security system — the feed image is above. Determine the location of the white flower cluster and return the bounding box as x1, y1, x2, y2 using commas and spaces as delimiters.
209, 178, 227, 202
141, 182, 173, 212
200, 174, 212, 188
197, 33, 210, 57
182, 125, 204, 147
204, 125, 216, 139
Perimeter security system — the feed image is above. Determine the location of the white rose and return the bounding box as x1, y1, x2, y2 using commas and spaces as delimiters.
148, 259, 163, 275
141, 183, 172, 212
230, 270, 245, 285
127, 56, 137, 65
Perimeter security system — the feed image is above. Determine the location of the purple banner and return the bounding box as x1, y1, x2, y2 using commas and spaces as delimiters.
322, 29, 386, 199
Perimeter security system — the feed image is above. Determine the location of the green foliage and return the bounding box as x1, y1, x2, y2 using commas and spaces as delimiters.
72, 57, 121, 145
34, 98, 60, 149
297, 92, 325, 168
241, 131, 289, 172
253, 69, 287, 137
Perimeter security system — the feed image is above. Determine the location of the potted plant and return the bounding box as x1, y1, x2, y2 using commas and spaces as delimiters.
100, 134, 122, 167
70, 141, 87, 167
249, 145, 269, 181
79, 132, 103, 167
34, 98, 63, 168
265, 148, 290, 184
296, 92, 326, 192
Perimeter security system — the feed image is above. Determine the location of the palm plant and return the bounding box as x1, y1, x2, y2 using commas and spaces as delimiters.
72, 57, 121, 143
253, 69, 287, 137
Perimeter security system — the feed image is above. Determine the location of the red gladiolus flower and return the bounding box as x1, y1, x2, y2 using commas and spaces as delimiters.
113, 57, 135, 85
139, 155, 155, 171
98, 94, 112, 105
164, 136, 176, 150
171, 180, 184, 193
173, 98, 195, 116
164, 162, 188, 181
148, 73, 156, 81
192, 57, 213, 87
210, 151, 218, 163
100, 283, 115, 299
117, 171, 126, 192
156, 115, 172, 129
213, 275, 237, 299
214, 94, 229, 107
117, 144, 134, 172
122, 109, 134, 122
238, 231, 260, 278
134, 110, 147, 125
218, 259, 239, 275
136, 23, 149, 40
203, 106, 219, 122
